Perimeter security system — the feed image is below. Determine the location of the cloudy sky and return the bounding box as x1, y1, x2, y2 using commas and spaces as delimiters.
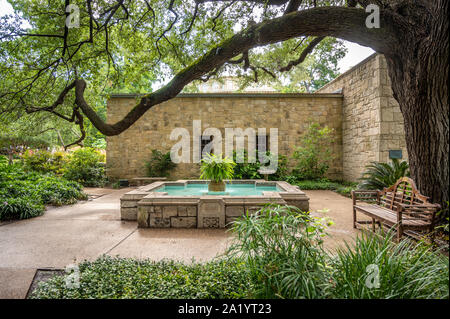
0, 0, 374, 73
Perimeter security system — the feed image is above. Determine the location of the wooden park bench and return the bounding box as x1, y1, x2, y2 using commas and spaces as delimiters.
352, 177, 441, 241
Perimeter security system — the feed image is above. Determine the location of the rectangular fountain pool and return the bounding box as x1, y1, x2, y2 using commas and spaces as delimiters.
120, 180, 309, 228
155, 183, 282, 196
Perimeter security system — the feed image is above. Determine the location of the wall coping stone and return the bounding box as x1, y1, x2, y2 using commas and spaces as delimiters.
109, 92, 343, 99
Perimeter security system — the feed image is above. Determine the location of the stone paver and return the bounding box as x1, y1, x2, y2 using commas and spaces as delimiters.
0, 188, 359, 299
107, 228, 231, 262
0, 268, 36, 299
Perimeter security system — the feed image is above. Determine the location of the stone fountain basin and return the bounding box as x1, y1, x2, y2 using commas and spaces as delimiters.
120, 180, 309, 228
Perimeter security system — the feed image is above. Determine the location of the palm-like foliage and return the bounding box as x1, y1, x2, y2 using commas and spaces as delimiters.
200, 153, 236, 182
358, 159, 409, 190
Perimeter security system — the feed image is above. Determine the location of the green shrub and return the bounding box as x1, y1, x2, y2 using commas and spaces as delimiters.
232, 150, 288, 180
358, 159, 409, 190
145, 149, 176, 177
292, 123, 335, 180
22, 150, 68, 175
30, 256, 252, 299
63, 148, 106, 187
232, 150, 261, 179
0, 155, 8, 167
200, 153, 235, 182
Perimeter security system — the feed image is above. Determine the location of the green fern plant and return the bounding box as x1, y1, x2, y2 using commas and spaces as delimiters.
358, 159, 410, 190
200, 153, 236, 182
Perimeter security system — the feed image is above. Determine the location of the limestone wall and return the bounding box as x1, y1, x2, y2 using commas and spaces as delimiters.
317, 54, 407, 181
106, 93, 343, 180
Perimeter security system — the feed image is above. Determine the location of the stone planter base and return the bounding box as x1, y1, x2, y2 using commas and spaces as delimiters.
208, 181, 226, 192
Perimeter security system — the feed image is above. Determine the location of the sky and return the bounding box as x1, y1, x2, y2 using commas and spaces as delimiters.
0, 0, 374, 73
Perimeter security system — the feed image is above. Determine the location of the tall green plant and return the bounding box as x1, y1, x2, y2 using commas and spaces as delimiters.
292, 123, 335, 180
200, 153, 235, 182
358, 159, 410, 190
330, 231, 449, 299
227, 205, 332, 298
145, 149, 176, 177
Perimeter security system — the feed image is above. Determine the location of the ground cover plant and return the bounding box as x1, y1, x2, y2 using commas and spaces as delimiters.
0, 159, 87, 221
30, 257, 252, 299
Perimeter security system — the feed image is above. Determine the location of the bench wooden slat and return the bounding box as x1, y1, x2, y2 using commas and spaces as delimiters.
354, 204, 430, 228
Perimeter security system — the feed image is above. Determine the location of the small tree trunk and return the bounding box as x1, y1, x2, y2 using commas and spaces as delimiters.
385, 3, 449, 207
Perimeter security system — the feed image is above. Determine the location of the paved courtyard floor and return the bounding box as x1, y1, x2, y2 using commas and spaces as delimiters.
0, 188, 360, 299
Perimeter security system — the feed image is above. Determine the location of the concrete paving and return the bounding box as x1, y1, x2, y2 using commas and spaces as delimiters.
0, 187, 359, 299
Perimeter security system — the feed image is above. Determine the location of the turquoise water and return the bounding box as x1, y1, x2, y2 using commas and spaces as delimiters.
155, 183, 281, 196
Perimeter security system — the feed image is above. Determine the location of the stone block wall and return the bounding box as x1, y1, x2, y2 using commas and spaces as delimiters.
317, 54, 407, 181
106, 93, 344, 181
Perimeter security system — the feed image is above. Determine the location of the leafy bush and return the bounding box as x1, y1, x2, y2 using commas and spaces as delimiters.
358, 159, 409, 190
145, 149, 176, 177
0, 164, 86, 220
292, 123, 335, 180
200, 153, 236, 182
0, 155, 8, 166
232, 150, 288, 180
63, 148, 106, 187
22, 150, 68, 175
232, 150, 261, 179
30, 256, 252, 299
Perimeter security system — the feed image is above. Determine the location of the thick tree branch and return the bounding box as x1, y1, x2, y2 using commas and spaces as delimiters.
71, 6, 399, 136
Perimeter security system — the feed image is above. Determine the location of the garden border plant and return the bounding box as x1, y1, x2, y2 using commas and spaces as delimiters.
0, 161, 87, 221
29, 204, 449, 299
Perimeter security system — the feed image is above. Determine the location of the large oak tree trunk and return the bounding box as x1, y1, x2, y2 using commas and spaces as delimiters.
385, 1, 449, 207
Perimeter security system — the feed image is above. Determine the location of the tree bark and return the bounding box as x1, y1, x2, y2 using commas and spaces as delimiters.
384, 0, 449, 206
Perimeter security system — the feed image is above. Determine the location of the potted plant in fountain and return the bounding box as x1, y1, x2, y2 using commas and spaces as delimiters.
200, 153, 236, 192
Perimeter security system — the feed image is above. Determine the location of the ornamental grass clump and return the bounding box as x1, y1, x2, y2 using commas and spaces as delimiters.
227, 204, 333, 299
330, 231, 449, 299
